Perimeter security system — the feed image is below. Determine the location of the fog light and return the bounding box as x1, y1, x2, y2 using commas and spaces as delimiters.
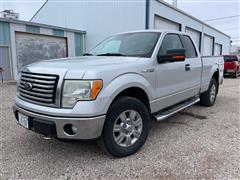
71, 125, 78, 134
63, 124, 77, 136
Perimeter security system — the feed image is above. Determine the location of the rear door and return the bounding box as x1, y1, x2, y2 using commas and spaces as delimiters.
180, 35, 202, 94
155, 33, 198, 110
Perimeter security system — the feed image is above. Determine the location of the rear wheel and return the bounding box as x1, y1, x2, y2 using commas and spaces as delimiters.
233, 70, 239, 78
200, 78, 218, 107
98, 96, 150, 157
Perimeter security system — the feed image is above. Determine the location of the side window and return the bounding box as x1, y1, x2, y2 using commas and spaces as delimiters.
182, 35, 197, 58
159, 34, 183, 55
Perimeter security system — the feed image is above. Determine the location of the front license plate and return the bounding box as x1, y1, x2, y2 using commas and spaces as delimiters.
18, 113, 29, 129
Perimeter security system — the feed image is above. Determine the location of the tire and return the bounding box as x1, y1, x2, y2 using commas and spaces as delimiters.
98, 96, 150, 157
233, 70, 238, 78
200, 78, 218, 107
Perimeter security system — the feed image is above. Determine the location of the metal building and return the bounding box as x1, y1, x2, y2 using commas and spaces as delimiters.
0, 18, 85, 81
31, 0, 230, 55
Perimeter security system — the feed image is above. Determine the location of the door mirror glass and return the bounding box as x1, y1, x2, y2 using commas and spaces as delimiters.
157, 49, 186, 63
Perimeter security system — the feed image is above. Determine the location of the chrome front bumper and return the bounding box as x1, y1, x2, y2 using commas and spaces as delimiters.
13, 104, 106, 140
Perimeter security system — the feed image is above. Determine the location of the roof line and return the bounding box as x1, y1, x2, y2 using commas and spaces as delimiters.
30, 0, 49, 22
0, 17, 86, 34
156, 0, 231, 38
29, 0, 230, 38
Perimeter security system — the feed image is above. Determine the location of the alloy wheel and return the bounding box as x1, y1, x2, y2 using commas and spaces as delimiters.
113, 110, 143, 147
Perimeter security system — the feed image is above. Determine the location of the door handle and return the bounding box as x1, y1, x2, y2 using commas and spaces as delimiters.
185, 64, 191, 71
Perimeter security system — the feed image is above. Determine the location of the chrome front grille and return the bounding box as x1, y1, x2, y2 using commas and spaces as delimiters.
19, 71, 59, 105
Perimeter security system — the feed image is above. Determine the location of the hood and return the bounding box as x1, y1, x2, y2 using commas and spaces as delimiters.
23, 56, 140, 79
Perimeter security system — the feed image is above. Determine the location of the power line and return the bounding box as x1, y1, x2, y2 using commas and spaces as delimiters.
231, 37, 240, 39
203, 15, 240, 22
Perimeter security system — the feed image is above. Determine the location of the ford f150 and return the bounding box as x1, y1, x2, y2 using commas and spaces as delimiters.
13, 30, 224, 157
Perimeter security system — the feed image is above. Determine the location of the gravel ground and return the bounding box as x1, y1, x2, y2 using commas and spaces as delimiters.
0, 78, 239, 179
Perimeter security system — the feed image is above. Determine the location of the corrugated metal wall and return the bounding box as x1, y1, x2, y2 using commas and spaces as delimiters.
32, 0, 146, 50
0, 21, 11, 45
74, 33, 84, 56
0, 21, 12, 80
149, 0, 230, 55
26, 25, 40, 33
53, 29, 64, 36
0, 19, 85, 80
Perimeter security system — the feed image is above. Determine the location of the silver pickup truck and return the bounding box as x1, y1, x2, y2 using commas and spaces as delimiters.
13, 30, 224, 157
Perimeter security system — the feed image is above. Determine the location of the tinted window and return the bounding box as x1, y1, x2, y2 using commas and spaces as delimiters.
182, 35, 197, 58
224, 56, 238, 62
90, 32, 161, 58
159, 34, 183, 55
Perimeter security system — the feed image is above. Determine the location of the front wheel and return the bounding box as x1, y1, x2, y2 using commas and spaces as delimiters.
98, 96, 150, 157
200, 78, 218, 107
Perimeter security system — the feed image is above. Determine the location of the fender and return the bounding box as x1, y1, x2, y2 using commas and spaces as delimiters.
203, 63, 220, 92
100, 72, 154, 112
201, 62, 220, 93
209, 63, 220, 81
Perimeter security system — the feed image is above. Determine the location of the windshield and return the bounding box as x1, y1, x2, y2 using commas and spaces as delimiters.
89, 32, 161, 58
224, 56, 238, 62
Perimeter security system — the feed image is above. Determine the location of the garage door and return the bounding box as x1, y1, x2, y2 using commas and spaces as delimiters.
0, 46, 11, 81
15, 32, 67, 71
203, 34, 214, 56
214, 43, 222, 56
154, 15, 180, 31
185, 27, 201, 50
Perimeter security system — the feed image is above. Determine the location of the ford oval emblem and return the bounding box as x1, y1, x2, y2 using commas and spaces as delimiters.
23, 82, 33, 90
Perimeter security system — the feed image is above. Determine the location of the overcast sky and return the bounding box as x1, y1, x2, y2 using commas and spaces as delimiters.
1, 0, 239, 45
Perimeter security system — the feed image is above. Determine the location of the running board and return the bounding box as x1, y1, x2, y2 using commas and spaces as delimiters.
154, 98, 200, 121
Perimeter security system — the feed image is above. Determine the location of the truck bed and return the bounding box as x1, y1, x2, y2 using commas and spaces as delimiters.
201, 56, 224, 93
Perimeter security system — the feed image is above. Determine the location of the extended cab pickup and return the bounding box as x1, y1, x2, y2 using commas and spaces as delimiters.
13, 30, 224, 157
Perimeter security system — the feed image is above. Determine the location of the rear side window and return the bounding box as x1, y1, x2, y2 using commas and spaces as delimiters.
181, 35, 197, 58
159, 34, 183, 55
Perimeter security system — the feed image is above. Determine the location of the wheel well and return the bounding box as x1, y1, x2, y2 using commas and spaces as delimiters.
114, 87, 150, 110
212, 70, 219, 94
212, 70, 219, 85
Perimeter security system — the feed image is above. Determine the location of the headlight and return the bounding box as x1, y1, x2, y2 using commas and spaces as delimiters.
62, 80, 102, 108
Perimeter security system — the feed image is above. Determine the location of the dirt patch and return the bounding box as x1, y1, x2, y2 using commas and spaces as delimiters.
179, 111, 207, 120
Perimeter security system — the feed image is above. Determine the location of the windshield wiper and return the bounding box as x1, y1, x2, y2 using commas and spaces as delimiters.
96, 53, 125, 56
83, 53, 94, 56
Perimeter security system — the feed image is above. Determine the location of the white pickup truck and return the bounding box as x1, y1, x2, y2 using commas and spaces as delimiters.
13, 30, 224, 157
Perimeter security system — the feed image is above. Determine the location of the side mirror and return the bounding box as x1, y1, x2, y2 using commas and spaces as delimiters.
157, 49, 186, 63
